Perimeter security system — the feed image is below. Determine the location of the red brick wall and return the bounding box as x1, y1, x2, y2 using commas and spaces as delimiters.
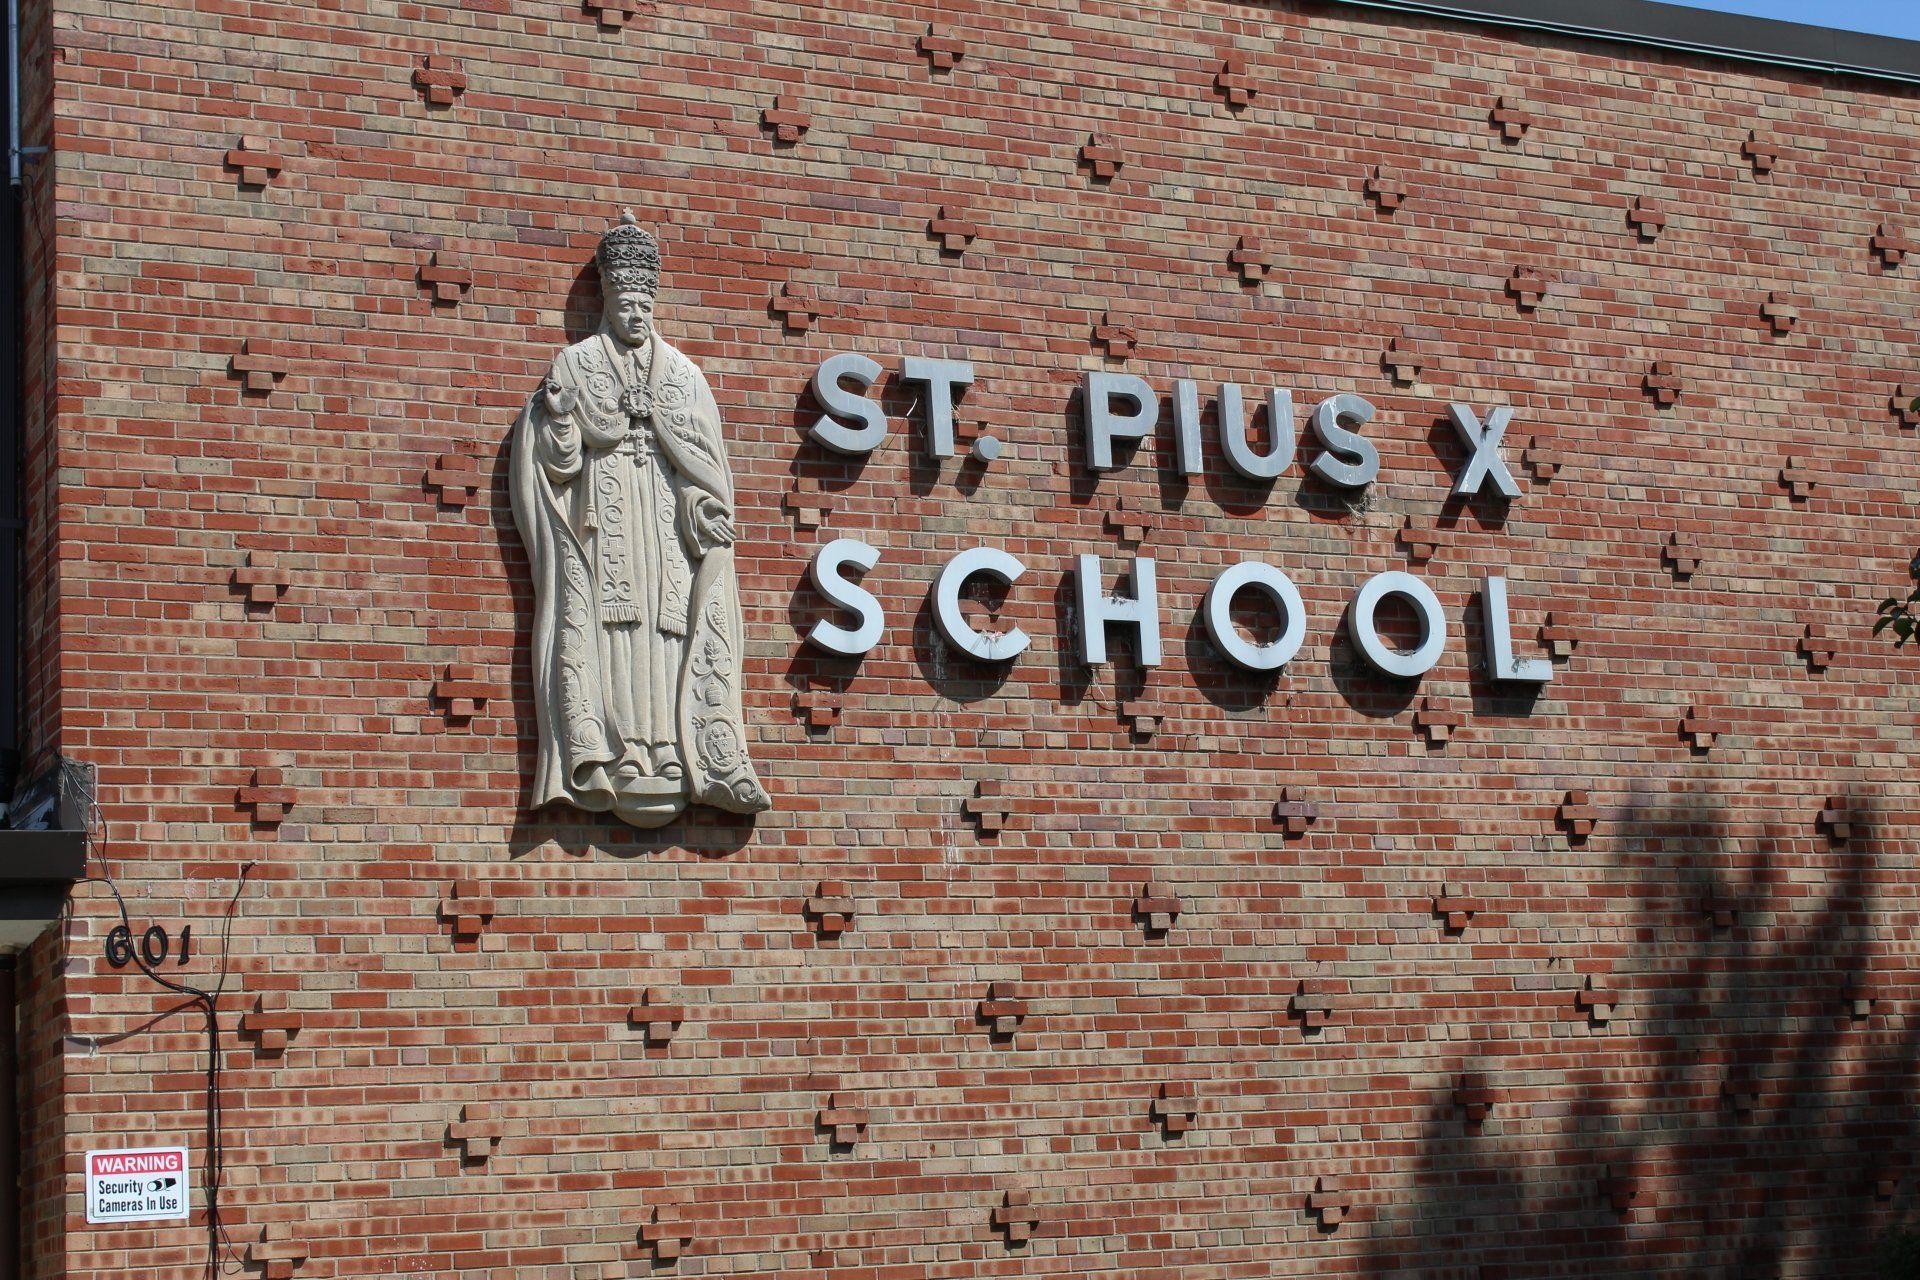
38, 0, 1920, 1277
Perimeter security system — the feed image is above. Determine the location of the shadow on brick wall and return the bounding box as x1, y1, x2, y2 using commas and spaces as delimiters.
1358, 780, 1919, 1278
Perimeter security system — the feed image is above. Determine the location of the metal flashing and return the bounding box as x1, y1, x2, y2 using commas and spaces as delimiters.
1319, 0, 1920, 87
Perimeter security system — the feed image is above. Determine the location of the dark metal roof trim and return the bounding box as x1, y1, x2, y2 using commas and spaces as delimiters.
0, 829, 84, 885
1320, 0, 1920, 88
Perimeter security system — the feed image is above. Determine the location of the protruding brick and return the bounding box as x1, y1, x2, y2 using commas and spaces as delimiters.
440, 879, 495, 939
1307, 1174, 1355, 1228
1742, 127, 1779, 174
1432, 881, 1480, 933
640, 1206, 692, 1264
1761, 290, 1801, 335
584, 0, 645, 29
791, 680, 843, 730
1540, 611, 1580, 658
1680, 705, 1729, 751
1290, 978, 1335, 1032
1799, 620, 1837, 671
1704, 890, 1739, 929
992, 1189, 1039, 1246
1894, 383, 1920, 428
783, 476, 833, 530
238, 766, 297, 827
1120, 693, 1167, 740
964, 779, 1012, 834
1818, 795, 1852, 843
1381, 337, 1420, 384
804, 880, 855, 937
1576, 972, 1618, 1024
449, 1102, 500, 1162
414, 54, 467, 108
1454, 1073, 1502, 1126
1628, 196, 1666, 240
1506, 266, 1547, 310
1873, 221, 1913, 266
425, 446, 483, 508
418, 251, 472, 305
770, 282, 821, 333
1273, 787, 1318, 836
1105, 494, 1159, 545
918, 23, 964, 71
435, 662, 496, 721
1490, 95, 1533, 142
1843, 972, 1876, 1020
241, 993, 301, 1056
1080, 132, 1124, 181
1366, 164, 1408, 212
224, 135, 287, 188
818, 1091, 868, 1146
1559, 789, 1598, 842
1644, 359, 1683, 407
979, 980, 1027, 1037
1601, 1166, 1641, 1214
232, 550, 290, 607
762, 93, 810, 144
1398, 516, 1441, 565
1231, 235, 1272, 284
1151, 1082, 1198, 1136
1215, 54, 1256, 108
1413, 697, 1462, 747
1094, 310, 1138, 358
252, 1222, 309, 1280
231, 339, 290, 395
1523, 435, 1563, 481
1723, 1066, 1760, 1116
929, 204, 980, 254
627, 988, 686, 1044
1133, 881, 1181, 934
1780, 455, 1815, 501
1664, 531, 1703, 578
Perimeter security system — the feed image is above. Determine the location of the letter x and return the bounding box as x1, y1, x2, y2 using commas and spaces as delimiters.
1447, 404, 1520, 499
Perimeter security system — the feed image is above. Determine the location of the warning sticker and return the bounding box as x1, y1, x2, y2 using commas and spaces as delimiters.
85, 1147, 190, 1224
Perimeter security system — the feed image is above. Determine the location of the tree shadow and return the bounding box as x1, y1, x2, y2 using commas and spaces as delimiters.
1358, 778, 1918, 1278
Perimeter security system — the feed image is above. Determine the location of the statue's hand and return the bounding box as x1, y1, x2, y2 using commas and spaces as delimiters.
690, 494, 735, 553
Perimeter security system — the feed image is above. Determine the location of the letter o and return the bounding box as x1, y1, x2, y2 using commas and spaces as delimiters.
1202, 562, 1306, 672
1350, 571, 1446, 678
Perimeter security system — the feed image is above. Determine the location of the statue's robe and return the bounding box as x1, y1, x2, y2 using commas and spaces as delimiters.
509, 329, 769, 827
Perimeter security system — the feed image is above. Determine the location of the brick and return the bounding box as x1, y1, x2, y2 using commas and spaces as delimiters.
1540, 611, 1580, 658
1132, 880, 1181, 934
1307, 1174, 1355, 1228
770, 281, 821, 332
223, 134, 287, 187
414, 54, 467, 108
1290, 978, 1336, 1032
1432, 881, 1480, 933
1413, 696, 1461, 747
762, 93, 810, 144
231, 550, 290, 607
817, 1091, 869, 1146
1272, 786, 1318, 836
425, 446, 483, 507
1761, 290, 1801, 334
929, 204, 980, 254
1894, 383, 1920, 427
979, 980, 1028, 1038
240, 992, 301, 1056
1522, 434, 1563, 481
1873, 221, 1913, 266
1628, 195, 1667, 239
1093, 310, 1139, 358
1366, 164, 1408, 211
449, 1101, 501, 1162
1799, 620, 1838, 671
1559, 789, 1598, 842
230, 338, 289, 395
1602, 1167, 1641, 1214
1230, 234, 1272, 284
1680, 704, 1729, 751
1819, 795, 1853, 843
1454, 1073, 1502, 1126
1215, 54, 1256, 108
1665, 531, 1703, 578
1080, 132, 1124, 181
1576, 971, 1619, 1024
584, 0, 645, 28
918, 23, 964, 71
440, 879, 495, 939
1381, 336, 1420, 384
1506, 265, 1547, 310
1490, 95, 1533, 142
640, 1206, 692, 1263
418, 251, 472, 306
627, 989, 686, 1044
803, 879, 856, 937
992, 1189, 1040, 1246
1780, 454, 1815, 501
1150, 1082, 1198, 1136
434, 661, 496, 721
1743, 127, 1780, 173
237, 765, 297, 827
1397, 515, 1441, 565
251, 1223, 309, 1280
1644, 359, 1683, 407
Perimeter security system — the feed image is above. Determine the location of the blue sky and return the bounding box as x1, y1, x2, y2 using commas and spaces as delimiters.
1682, 0, 1920, 38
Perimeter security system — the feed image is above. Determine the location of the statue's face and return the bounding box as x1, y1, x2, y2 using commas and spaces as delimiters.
605, 288, 656, 347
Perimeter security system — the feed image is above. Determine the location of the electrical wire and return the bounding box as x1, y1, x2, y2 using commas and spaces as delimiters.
65, 772, 252, 1279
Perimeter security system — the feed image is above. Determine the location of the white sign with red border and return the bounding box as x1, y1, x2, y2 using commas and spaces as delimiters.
85, 1146, 189, 1224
